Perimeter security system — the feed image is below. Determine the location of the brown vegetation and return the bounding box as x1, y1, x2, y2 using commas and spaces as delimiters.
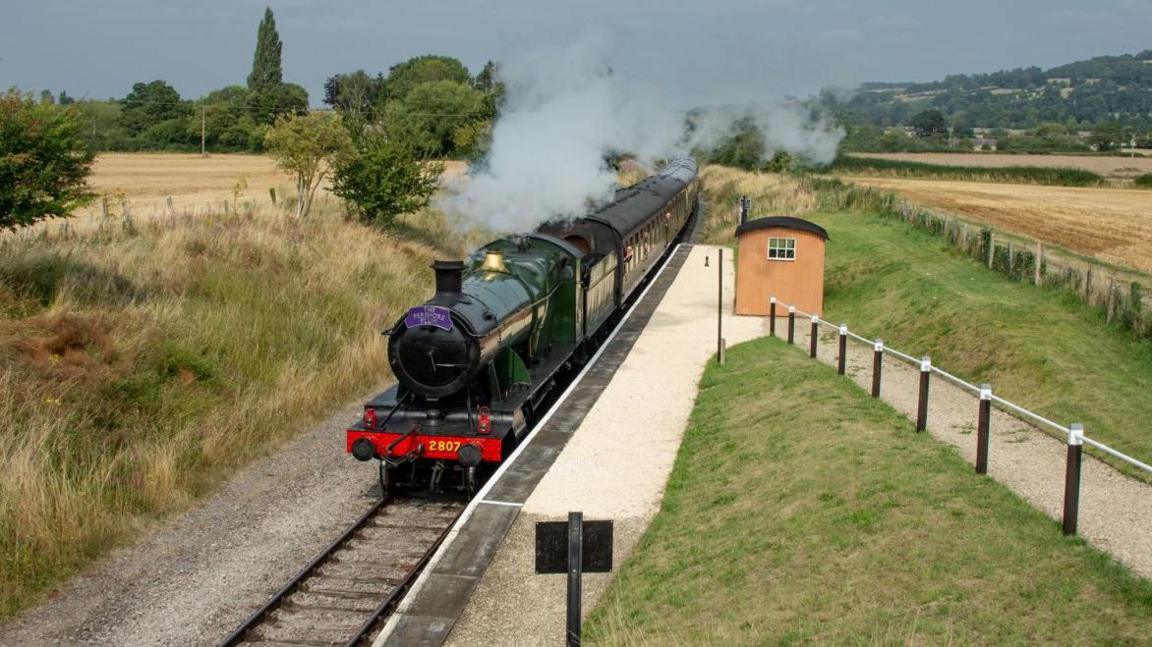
0, 154, 480, 618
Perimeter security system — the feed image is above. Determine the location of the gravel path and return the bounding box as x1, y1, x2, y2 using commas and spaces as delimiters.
0, 393, 385, 647
788, 318, 1152, 579
445, 246, 768, 646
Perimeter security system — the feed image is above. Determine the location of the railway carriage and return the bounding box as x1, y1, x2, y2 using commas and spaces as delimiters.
346, 158, 699, 495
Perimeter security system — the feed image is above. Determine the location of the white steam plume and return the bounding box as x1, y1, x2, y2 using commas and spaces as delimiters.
442, 32, 843, 232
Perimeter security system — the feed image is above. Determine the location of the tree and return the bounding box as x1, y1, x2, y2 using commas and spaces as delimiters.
911, 109, 948, 137
331, 132, 442, 227
119, 80, 189, 135
248, 7, 283, 92
323, 70, 386, 128
385, 80, 483, 157
381, 55, 471, 101
0, 90, 95, 230
264, 112, 351, 218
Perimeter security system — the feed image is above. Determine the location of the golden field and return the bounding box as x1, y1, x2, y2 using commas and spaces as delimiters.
840, 176, 1152, 273
851, 152, 1152, 180
80, 153, 469, 217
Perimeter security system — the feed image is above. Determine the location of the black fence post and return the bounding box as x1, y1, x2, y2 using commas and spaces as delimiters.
871, 339, 883, 398
787, 306, 795, 344
837, 324, 847, 375
976, 384, 992, 474
809, 316, 819, 358
769, 297, 777, 337
567, 511, 583, 646
1062, 424, 1084, 536
916, 356, 931, 432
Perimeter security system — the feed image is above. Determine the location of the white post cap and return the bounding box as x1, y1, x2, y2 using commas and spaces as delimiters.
839, 324, 848, 335
979, 383, 992, 400
920, 356, 932, 371
788, 305, 796, 313
874, 339, 884, 352
811, 314, 819, 323
1069, 423, 1084, 446
770, 296, 777, 304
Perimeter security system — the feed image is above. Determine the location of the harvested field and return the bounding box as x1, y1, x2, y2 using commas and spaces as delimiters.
80, 153, 469, 217
85, 153, 291, 215
851, 152, 1152, 180
841, 176, 1152, 273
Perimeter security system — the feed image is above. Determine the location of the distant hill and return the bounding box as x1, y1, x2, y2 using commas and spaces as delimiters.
829, 51, 1152, 129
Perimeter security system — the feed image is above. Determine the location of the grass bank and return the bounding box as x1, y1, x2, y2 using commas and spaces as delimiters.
587, 337, 1152, 644
0, 199, 463, 617
702, 166, 1152, 479
830, 155, 1104, 186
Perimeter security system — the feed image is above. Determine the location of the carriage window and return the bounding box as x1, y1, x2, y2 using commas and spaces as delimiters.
768, 237, 796, 260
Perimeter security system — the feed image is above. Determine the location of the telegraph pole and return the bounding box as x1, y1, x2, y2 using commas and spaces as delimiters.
201, 106, 207, 157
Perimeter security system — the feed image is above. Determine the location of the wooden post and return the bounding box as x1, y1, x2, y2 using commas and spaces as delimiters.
987, 234, 995, 269
1085, 267, 1093, 301
769, 297, 777, 337
976, 384, 992, 474
787, 306, 796, 344
1062, 425, 1084, 536
871, 340, 883, 398
1035, 241, 1044, 286
1007, 242, 1015, 275
809, 315, 818, 358
1107, 278, 1117, 322
201, 106, 207, 157
837, 324, 847, 375
916, 356, 931, 432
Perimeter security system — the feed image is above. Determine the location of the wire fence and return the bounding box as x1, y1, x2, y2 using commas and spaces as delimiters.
766, 295, 1152, 537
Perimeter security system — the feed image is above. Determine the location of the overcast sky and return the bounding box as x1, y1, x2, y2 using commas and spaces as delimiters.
4, 0, 1152, 106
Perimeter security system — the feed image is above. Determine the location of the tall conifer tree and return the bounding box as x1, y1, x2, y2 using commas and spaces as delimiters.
247, 8, 283, 91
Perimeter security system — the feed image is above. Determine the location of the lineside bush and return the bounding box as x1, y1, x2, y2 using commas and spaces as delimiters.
828, 155, 1104, 186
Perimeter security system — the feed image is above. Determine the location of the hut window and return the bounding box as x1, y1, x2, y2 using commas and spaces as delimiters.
768, 237, 796, 260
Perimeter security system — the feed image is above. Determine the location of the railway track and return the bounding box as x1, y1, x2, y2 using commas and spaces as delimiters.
221, 497, 464, 647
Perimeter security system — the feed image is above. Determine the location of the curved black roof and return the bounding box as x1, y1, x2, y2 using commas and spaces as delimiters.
584, 157, 698, 236
735, 216, 829, 241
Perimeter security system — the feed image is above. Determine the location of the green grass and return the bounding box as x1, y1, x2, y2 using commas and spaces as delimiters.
829, 155, 1104, 186
1133, 173, 1152, 188
809, 208, 1152, 478
586, 338, 1152, 644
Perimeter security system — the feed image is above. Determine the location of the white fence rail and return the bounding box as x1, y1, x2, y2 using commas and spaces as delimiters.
765, 295, 1152, 536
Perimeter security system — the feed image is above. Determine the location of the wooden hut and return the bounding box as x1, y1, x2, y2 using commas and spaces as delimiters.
734, 216, 829, 316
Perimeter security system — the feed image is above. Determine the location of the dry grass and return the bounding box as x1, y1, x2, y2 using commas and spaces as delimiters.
0, 154, 483, 616
837, 176, 1152, 273
698, 166, 818, 243
852, 152, 1152, 180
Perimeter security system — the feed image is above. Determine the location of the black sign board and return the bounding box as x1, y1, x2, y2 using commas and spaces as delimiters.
534, 520, 613, 574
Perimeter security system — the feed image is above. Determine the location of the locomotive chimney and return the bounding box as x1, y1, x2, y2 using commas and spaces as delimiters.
432, 260, 465, 297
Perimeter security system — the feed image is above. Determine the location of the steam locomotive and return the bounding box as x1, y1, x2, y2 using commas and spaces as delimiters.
346, 158, 699, 495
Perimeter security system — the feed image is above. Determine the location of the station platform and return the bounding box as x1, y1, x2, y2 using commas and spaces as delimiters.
374, 245, 767, 646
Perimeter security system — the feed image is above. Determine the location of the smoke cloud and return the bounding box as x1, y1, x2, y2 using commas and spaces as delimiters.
441, 31, 843, 232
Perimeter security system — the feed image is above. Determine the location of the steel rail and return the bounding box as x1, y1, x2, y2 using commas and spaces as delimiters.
219, 496, 392, 646
341, 509, 463, 647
